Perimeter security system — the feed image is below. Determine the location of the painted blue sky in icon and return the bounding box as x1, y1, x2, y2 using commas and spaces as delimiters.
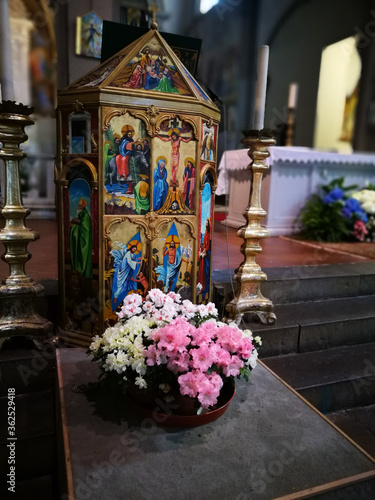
69, 178, 91, 219
201, 182, 211, 239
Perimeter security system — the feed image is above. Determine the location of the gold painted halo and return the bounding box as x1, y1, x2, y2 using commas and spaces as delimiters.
121, 125, 135, 136
165, 234, 180, 249
184, 157, 195, 167
168, 127, 181, 136
156, 155, 167, 165
127, 239, 142, 254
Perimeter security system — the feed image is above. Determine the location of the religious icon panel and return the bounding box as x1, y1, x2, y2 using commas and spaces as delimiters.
197, 169, 215, 303
63, 162, 99, 337
104, 115, 151, 215
108, 37, 192, 96
201, 122, 217, 163
104, 219, 150, 324
152, 221, 194, 300
153, 117, 196, 215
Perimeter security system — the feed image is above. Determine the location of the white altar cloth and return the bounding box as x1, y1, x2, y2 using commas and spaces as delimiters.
217, 146, 375, 196
217, 146, 375, 235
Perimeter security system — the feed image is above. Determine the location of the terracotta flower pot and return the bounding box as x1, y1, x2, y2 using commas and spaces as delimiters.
126, 379, 235, 427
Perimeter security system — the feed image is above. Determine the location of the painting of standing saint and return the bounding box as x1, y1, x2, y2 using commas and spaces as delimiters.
69, 178, 92, 279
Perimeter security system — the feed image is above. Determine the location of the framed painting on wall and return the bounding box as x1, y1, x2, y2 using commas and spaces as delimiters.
76, 11, 103, 59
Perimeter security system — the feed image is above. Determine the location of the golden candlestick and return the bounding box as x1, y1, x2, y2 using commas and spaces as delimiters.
0, 101, 54, 349
225, 130, 276, 325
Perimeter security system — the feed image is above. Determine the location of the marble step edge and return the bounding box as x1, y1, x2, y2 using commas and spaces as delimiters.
263, 342, 375, 390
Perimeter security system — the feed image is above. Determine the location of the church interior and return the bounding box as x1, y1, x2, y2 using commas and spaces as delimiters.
1, 0, 375, 498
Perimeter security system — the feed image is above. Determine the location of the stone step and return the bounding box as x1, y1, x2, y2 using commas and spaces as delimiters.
247, 295, 375, 357
0, 345, 57, 396
0, 474, 56, 500
327, 404, 375, 459
0, 390, 55, 442
213, 262, 375, 306
262, 342, 375, 413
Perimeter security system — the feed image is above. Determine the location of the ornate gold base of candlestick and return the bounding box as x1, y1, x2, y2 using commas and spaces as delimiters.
0, 101, 54, 349
225, 131, 277, 325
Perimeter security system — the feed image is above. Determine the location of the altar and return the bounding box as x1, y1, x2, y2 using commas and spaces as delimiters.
217, 147, 375, 235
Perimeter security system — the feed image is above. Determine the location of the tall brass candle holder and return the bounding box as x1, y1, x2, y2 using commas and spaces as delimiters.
0, 101, 53, 349
225, 130, 276, 325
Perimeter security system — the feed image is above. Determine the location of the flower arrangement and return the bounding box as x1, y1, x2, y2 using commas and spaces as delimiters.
297, 178, 375, 242
89, 289, 261, 412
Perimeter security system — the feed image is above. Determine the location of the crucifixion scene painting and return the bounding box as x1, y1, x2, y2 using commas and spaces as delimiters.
153, 117, 197, 215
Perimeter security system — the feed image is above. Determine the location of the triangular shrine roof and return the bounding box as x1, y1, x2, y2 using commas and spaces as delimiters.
65, 28, 215, 106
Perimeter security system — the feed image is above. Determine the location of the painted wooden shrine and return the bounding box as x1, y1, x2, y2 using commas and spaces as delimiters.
55, 27, 220, 346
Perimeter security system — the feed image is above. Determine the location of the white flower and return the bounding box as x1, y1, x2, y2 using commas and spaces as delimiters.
241, 329, 253, 340
254, 336, 262, 346
247, 349, 258, 369
197, 304, 210, 318
132, 358, 147, 375
167, 291, 181, 303
206, 302, 218, 317
104, 352, 129, 374
135, 376, 147, 389
89, 335, 103, 352
146, 288, 165, 307
180, 300, 197, 320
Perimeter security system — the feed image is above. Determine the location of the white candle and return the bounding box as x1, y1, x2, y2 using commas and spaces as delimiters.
0, 0, 15, 101
288, 83, 299, 109
253, 45, 269, 130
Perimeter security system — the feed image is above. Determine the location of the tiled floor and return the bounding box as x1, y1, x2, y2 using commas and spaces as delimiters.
0, 218, 373, 282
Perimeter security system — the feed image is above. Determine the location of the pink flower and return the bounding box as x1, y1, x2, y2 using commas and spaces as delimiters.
190, 322, 216, 346
216, 325, 243, 352
167, 352, 190, 374
143, 345, 168, 366
353, 220, 368, 241
238, 337, 253, 359
156, 318, 192, 352
195, 373, 223, 407
191, 345, 214, 371
210, 343, 231, 367
222, 355, 244, 377
178, 371, 201, 398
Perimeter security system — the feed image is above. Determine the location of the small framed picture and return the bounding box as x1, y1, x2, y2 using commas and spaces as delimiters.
76, 11, 103, 59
